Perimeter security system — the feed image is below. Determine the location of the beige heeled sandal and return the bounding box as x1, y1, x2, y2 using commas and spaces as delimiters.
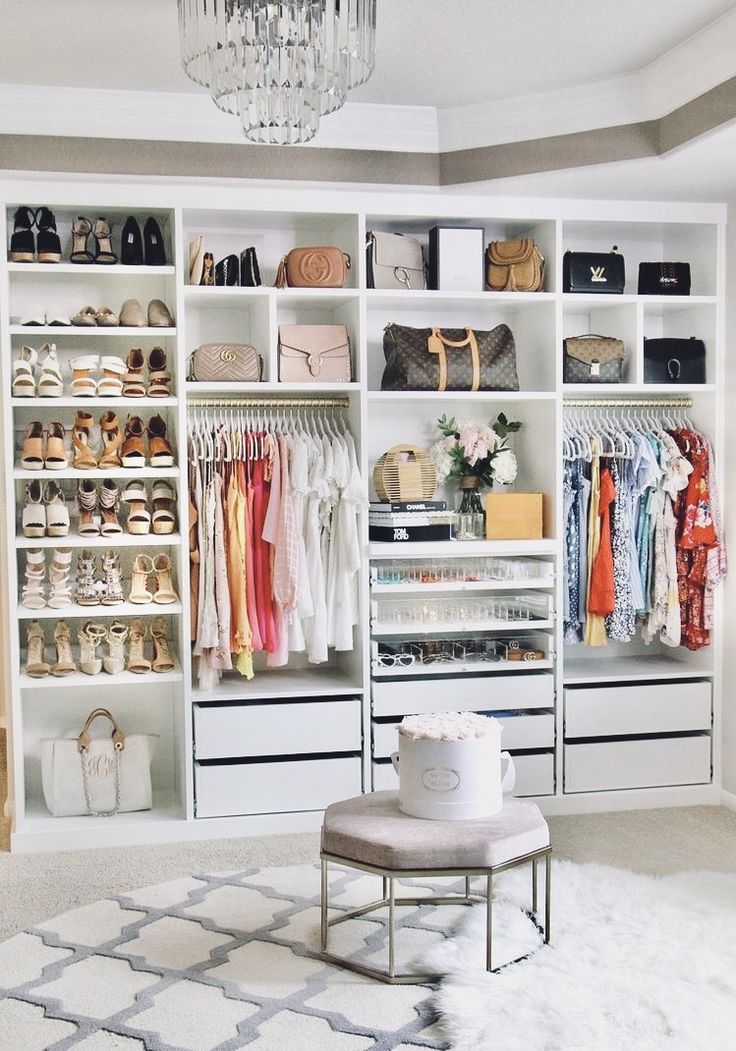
128, 618, 152, 674
151, 481, 176, 535
152, 553, 178, 604
26, 621, 50, 678
22, 480, 46, 537
21, 421, 45, 470
51, 620, 77, 677
12, 346, 37, 397
45, 422, 68, 470
123, 347, 146, 397
129, 554, 154, 604
72, 412, 97, 470
98, 356, 126, 396
104, 621, 129, 675
78, 621, 106, 675
151, 617, 175, 673
21, 549, 46, 609
37, 343, 64, 398
70, 355, 99, 397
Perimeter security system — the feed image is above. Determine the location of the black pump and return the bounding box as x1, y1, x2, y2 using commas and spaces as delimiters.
9, 206, 36, 263
143, 216, 166, 266
35, 207, 62, 263
120, 215, 143, 266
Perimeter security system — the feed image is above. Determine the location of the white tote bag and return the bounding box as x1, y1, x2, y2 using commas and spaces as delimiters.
41, 708, 157, 818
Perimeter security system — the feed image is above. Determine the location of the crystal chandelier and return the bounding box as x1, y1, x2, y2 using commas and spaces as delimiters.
177, 1, 377, 145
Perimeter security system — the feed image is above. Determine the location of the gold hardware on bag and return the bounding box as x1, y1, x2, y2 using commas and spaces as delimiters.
220, 348, 235, 363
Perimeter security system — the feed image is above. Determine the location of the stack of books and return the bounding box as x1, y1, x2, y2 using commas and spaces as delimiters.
368, 500, 454, 542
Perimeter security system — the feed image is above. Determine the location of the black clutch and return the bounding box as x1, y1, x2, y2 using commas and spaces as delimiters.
643, 337, 705, 384
638, 262, 691, 296
563, 248, 625, 294
215, 254, 239, 286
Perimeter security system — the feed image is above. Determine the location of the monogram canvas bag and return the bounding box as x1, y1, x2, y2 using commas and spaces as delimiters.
278, 324, 351, 382
189, 343, 262, 382
275, 246, 351, 288
381, 323, 519, 391
366, 231, 426, 290
486, 238, 545, 292
41, 708, 156, 817
563, 334, 626, 383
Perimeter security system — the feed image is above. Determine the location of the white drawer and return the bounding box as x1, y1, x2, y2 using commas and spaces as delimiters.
372, 712, 554, 758
564, 734, 711, 793
513, 752, 555, 796
195, 756, 362, 818
372, 674, 554, 718
371, 751, 554, 797
194, 698, 361, 760
564, 682, 711, 739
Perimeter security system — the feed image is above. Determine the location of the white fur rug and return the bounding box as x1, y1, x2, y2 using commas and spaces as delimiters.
423, 860, 736, 1051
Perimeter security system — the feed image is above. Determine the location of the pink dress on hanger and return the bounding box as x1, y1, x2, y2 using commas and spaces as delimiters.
253, 437, 278, 653
243, 459, 263, 652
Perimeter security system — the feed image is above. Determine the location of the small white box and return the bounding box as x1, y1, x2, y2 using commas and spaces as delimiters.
428, 226, 484, 291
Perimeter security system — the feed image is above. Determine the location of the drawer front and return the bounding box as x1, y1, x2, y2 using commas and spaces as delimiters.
372, 674, 554, 718
371, 751, 554, 797
195, 756, 362, 818
564, 735, 711, 793
372, 712, 554, 758
194, 698, 362, 760
564, 682, 711, 738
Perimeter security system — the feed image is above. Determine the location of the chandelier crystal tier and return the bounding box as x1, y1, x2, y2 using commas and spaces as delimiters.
177, 0, 377, 145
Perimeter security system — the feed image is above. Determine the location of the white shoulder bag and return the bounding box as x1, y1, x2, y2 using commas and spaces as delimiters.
41, 708, 157, 818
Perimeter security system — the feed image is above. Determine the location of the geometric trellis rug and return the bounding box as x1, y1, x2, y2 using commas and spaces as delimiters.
0, 862, 467, 1051
427, 861, 736, 1051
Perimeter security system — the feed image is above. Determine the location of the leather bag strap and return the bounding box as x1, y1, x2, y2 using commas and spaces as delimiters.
275, 257, 287, 289
78, 708, 125, 753
427, 328, 480, 392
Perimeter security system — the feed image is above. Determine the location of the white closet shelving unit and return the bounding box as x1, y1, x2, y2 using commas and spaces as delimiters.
0, 178, 725, 852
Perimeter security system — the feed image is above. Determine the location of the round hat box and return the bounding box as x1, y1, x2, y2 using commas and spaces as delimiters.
391, 714, 515, 821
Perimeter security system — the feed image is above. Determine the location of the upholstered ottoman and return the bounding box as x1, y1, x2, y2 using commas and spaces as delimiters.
320, 790, 551, 983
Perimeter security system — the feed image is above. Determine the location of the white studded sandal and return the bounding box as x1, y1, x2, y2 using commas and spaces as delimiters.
21, 548, 47, 609
37, 343, 64, 398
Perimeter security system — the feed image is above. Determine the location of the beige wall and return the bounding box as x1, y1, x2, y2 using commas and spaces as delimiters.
723, 207, 736, 795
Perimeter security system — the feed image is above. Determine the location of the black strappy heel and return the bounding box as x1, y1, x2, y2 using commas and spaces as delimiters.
92, 217, 118, 265
36, 207, 62, 263
70, 216, 94, 264
143, 216, 166, 266
9, 206, 36, 263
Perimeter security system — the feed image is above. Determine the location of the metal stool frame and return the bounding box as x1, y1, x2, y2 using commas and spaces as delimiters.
320, 845, 551, 984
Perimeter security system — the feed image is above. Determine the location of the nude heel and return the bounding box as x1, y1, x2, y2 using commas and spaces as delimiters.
26, 621, 50, 678
151, 617, 175, 673
152, 553, 178, 604
51, 621, 77, 677
104, 621, 129, 675
78, 621, 106, 675
129, 554, 154, 604
128, 619, 152, 674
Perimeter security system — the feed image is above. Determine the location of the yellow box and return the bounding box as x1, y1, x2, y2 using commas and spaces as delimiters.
485, 492, 544, 540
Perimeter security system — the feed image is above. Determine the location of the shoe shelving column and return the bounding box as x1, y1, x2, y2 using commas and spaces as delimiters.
2, 199, 188, 850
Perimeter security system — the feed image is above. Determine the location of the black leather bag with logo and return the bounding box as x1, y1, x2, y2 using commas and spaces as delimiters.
643, 337, 705, 384
638, 262, 691, 296
563, 247, 625, 294
381, 323, 519, 392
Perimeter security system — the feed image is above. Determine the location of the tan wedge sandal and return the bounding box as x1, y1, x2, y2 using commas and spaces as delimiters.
122, 416, 146, 468
147, 414, 174, 467
129, 554, 154, 604
78, 621, 106, 675
128, 618, 152, 673
104, 621, 129, 674
21, 421, 45, 470
122, 481, 151, 534
26, 621, 50, 678
123, 347, 146, 398
51, 620, 77, 677
72, 412, 97, 470
147, 346, 171, 398
45, 422, 68, 470
99, 412, 123, 469
151, 617, 175, 673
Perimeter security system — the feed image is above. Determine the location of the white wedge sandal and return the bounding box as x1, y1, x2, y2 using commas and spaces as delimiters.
37, 343, 64, 398
70, 355, 99, 397
12, 346, 37, 397
97, 357, 126, 397
22, 480, 46, 538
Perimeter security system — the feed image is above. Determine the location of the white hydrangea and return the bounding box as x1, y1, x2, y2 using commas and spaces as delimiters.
492, 447, 518, 485
399, 711, 497, 741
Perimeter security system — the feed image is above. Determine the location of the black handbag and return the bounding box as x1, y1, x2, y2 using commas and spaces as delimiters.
563, 247, 625, 294
215, 254, 239, 286
637, 262, 691, 296
643, 337, 705, 384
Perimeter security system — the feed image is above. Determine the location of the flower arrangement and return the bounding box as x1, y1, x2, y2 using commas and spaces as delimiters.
430, 412, 522, 489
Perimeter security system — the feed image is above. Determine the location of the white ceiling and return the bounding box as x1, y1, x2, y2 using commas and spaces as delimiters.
0, 0, 733, 107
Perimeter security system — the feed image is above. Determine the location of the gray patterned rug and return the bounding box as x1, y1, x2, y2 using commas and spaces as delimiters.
0, 862, 473, 1050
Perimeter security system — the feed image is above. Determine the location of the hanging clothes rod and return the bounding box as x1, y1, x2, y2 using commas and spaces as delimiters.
187, 395, 350, 409
564, 396, 693, 409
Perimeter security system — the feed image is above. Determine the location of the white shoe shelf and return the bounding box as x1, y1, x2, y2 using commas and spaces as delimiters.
0, 180, 726, 850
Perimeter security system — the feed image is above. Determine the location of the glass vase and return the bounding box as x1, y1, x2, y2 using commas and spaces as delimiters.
454, 476, 486, 541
